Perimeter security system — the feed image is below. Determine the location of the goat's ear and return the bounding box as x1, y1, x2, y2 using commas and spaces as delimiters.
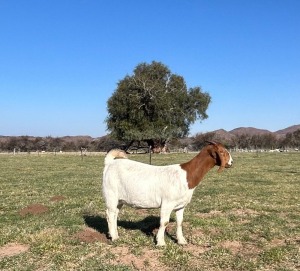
217, 165, 225, 173
216, 148, 226, 173
208, 148, 217, 159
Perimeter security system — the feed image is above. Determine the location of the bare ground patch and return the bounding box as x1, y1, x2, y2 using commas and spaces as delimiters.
183, 243, 210, 256
74, 227, 109, 244
109, 246, 169, 271
19, 204, 49, 216
0, 243, 30, 258
219, 240, 243, 254
19, 196, 66, 217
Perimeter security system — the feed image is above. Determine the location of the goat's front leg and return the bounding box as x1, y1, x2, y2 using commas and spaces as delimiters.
175, 208, 187, 245
156, 207, 172, 246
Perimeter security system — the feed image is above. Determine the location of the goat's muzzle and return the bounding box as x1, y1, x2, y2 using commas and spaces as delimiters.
225, 162, 233, 169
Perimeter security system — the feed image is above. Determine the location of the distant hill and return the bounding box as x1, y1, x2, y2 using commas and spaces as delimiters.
205, 124, 300, 142
225, 125, 300, 138
229, 127, 272, 136
274, 125, 300, 136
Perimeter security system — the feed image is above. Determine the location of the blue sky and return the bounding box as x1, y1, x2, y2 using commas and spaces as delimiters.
1, 0, 299, 137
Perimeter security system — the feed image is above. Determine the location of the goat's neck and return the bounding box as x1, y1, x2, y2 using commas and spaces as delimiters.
180, 150, 216, 189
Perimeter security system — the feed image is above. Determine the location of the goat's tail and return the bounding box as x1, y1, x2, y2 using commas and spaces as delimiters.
105, 149, 128, 165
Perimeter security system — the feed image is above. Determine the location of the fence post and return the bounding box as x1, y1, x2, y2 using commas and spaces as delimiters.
149, 146, 152, 165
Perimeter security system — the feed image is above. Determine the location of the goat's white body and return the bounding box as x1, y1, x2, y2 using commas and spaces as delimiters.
103, 155, 195, 246
103, 159, 194, 210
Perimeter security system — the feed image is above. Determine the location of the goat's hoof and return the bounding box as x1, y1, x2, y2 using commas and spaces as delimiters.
156, 244, 166, 247
156, 241, 166, 247
110, 236, 119, 242
178, 239, 188, 245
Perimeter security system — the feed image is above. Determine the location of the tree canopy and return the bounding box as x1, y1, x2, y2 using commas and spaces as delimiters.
106, 61, 211, 147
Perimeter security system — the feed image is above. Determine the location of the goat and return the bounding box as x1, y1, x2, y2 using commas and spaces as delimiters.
102, 142, 233, 246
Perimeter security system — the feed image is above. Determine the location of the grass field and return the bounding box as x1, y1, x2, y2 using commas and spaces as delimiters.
0, 151, 299, 270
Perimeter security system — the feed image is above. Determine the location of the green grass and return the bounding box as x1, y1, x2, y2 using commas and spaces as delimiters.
0, 152, 299, 270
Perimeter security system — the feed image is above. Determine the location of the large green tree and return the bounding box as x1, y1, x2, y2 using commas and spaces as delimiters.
106, 61, 211, 149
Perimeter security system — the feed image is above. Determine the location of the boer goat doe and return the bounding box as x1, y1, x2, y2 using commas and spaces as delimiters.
102, 142, 233, 246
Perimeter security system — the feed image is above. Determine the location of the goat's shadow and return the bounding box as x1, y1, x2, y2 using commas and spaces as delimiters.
83, 214, 176, 243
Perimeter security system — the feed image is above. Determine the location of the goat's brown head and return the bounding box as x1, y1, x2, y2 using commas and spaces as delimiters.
206, 141, 233, 172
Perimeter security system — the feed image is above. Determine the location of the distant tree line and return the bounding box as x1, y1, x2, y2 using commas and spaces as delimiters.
0, 129, 299, 153
0, 135, 123, 153
192, 129, 300, 151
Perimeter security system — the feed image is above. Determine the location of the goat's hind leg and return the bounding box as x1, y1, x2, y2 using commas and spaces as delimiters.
106, 208, 118, 241
106, 203, 123, 241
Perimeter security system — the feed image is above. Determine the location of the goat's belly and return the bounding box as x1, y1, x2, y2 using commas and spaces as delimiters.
120, 200, 161, 209
119, 195, 190, 210
118, 190, 161, 209
119, 195, 161, 209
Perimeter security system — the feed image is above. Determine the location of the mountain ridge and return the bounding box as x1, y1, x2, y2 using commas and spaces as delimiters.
206, 124, 300, 140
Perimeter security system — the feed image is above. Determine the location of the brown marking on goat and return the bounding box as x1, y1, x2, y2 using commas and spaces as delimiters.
181, 143, 231, 189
